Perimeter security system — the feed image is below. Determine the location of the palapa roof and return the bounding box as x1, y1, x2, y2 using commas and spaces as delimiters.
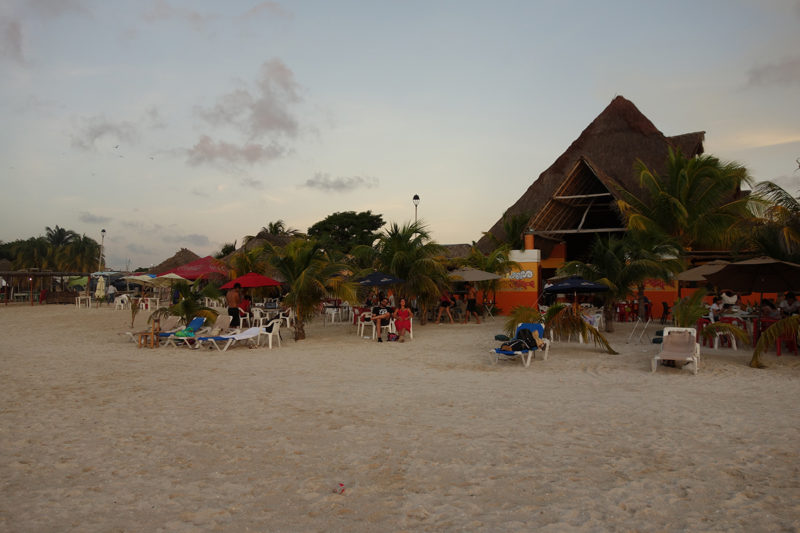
148, 248, 200, 275
476, 95, 705, 252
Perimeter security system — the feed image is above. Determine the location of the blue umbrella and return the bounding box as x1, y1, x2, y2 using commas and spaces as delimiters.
357, 272, 404, 286
543, 276, 609, 294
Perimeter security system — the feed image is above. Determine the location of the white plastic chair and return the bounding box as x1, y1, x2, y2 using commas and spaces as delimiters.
114, 294, 130, 310
357, 312, 375, 338
258, 318, 282, 349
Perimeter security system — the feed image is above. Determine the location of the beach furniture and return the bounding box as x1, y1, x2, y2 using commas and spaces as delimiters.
489, 322, 549, 367
357, 312, 375, 338
123, 316, 179, 343
194, 327, 261, 352
257, 318, 283, 349
651, 327, 700, 374
160, 316, 206, 348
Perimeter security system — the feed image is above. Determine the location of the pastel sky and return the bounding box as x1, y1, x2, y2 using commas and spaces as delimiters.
2, 0, 799, 271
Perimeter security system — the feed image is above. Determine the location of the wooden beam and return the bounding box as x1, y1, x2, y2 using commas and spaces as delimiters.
552, 192, 612, 200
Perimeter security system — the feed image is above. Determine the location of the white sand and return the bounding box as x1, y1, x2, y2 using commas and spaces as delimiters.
1, 304, 799, 531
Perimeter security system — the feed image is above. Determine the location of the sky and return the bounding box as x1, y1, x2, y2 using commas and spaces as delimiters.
2, 0, 799, 271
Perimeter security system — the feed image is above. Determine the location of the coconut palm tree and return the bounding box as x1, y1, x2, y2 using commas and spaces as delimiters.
372, 221, 448, 324
618, 148, 754, 251
262, 239, 357, 340
558, 234, 679, 332
502, 303, 617, 354
751, 315, 800, 368
61, 235, 101, 272
45, 225, 78, 248
12, 237, 52, 270
745, 181, 800, 262
464, 244, 519, 310
149, 281, 218, 328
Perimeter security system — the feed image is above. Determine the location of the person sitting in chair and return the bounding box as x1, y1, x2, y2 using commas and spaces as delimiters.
372, 297, 394, 342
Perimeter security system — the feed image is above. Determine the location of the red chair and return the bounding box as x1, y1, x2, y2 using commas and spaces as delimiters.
777, 333, 798, 356
718, 316, 746, 349
696, 318, 712, 347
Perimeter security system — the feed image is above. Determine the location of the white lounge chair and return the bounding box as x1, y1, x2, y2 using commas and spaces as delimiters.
652, 327, 700, 374
194, 327, 262, 352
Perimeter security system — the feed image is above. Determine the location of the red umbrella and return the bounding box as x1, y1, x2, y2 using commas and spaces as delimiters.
160, 256, 229, 280
221, 272, 281, 289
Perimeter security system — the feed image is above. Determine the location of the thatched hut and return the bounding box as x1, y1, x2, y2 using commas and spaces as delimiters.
148, 248, 200, 275
476, 96, 705, 257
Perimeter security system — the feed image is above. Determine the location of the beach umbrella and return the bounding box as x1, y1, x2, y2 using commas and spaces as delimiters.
704, 257, 800, 295
357, 272, 404, 286
542, 276, 610, 295
94, 276, 106, 299
543, 276, 609, 312
151, 273, 189, 287
221, 272, 281, 289
448, 267, 501, 282
123, 274, 157, 285
160, 255, 229, 280
676, 260, 730, 282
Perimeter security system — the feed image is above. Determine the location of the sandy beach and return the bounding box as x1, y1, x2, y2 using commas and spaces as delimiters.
1, 304, 799, 532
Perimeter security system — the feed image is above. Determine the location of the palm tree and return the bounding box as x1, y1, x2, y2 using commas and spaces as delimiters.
245, 220, 303, 244
61, 235, 101, 272
618, 148, 754, 251
372, 221, 448, 324
45, 225, 78, 247
751, 316, 800, 368
262, 239, 357, 340
745, 181, 800, 262
482, 212, 531, 250
558, 234, 680, 332
229, 248, 266, 277
12, 237, 52, 270
215, 241, 237, 259
149, 281, 218, 328
464, 244, 519, 309
502, 303, 617, 354
670, 288, 749, 354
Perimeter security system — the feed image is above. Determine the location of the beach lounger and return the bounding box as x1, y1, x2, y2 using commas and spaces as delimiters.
194, 327, 262, 352
170, 314, 233, 348
651, 327, 700, 374
490, 322, 549, 367
123, 316, 179, 343
160, 316, 206, 348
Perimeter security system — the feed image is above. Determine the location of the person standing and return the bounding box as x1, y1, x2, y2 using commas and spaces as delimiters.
106, 283, 117, 305
435, 290, 455, 324
462, 282, 481, 324
226, 283, 242, 327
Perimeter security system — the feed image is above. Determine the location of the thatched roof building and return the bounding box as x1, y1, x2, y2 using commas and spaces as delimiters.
476, 96, 705, 256
148, 248, 200, 275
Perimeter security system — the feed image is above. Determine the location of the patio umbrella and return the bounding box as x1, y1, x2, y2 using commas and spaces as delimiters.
448, 267, 501, 282
542, 276, 609, 312
151, 273, 189, 287
123, 274, 157, 285
94, 276, 106, 299
676, 260, 729, 282
704, 257, 800, 295
542, 276, 610, 295
160, 256, 229, 280
357, 272, 404, 286
221, 272, 281, 289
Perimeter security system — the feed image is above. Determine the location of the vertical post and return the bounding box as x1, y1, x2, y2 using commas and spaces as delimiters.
412, 194, 420, 224
98, 228, 106, 272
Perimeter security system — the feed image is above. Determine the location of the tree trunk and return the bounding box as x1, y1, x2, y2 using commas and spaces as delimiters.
637, 284, 647, 321
603, 304, 615, 333
419, 304, 429, 325
294, 316, 305, 340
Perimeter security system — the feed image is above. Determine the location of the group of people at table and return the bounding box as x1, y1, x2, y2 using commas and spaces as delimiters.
703, 290, 799, 347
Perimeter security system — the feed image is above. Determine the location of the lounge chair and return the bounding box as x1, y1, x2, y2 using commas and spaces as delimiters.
160, 316, 206, 348
171, 314, 234, 348
651, 327, 700, 374
123, 316, 179, 343
489, 323, 549, 367
193, 327, 262, 352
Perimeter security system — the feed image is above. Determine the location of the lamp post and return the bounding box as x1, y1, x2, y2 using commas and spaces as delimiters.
98, 229, 106, 272
412, 194, 420, 224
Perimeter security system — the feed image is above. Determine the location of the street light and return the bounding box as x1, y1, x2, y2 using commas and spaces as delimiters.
412, 194, 420, 224
98, 229, 106, 272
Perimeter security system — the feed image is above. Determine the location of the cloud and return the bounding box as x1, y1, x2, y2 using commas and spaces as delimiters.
162, 233, 210, 247
240, 177, 263, 189
0, 18, 24, 63
242, 2, 291, 19
746, 55, 800, 86
186, 135, 285, 166
196, 59, 301, 139
79, 212, 112, 224
301, 173, 379, 193
142, 0, 215, 31
70, 114, 140, 150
